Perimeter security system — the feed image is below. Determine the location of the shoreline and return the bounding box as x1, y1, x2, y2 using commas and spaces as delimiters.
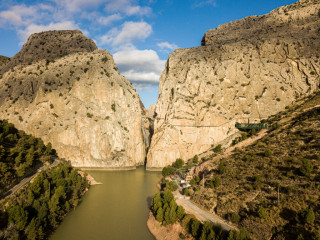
147, 211, 194, 240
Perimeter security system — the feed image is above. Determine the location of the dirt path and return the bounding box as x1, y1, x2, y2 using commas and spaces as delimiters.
190, 129, 268, 176
174, 191, 237, 231
1, 159, 59, 200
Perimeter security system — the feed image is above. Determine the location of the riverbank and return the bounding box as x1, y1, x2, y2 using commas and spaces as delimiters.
78, 171, 102, 185
147, 211, 194, 240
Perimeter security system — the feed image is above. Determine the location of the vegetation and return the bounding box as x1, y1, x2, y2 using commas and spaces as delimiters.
151, 190, 251, 239
162, 166, 176, 177
190, 92, 320, 240
0, 163, 88, 239
174, 158, 184, 169
0, 120, 56, 196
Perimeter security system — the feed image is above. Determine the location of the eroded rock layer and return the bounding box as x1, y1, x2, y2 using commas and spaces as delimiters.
147, 0, 320, 169
0, 30, 145, 168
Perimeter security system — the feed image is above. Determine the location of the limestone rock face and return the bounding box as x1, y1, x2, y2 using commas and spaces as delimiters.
0, 30, 145, 168
146, 0, 320, 169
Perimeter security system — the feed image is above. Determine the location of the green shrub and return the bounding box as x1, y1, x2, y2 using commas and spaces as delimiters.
214, 144, 222, 153
193, 155, 199, 164
296, 208, 315, 225
300, 159, 313, 176
190, 178, 196, 186
218, 161, 226, 174
264, 149, 272, 157
179, 233, 186, 239
162, 166, 175, 177
111, 103, 116, 112
209, 176, 221, 188
166, 181, 178, 191
257, 206, 268, 219
86, 113, 93, 118
174, 158, 184, 169
229, 212, 241, 224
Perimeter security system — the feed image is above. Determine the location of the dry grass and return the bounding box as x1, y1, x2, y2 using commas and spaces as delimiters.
191, 92, 320, 240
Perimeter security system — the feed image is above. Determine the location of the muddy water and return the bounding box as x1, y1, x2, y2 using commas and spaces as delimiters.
51, 167, 161, 240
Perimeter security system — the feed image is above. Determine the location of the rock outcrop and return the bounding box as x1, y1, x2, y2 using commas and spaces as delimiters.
0, 30, 145, 168
146, 0, 320, 169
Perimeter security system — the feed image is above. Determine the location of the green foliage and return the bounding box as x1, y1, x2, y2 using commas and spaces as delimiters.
264, 149, 272, 157
0, 120, 56, 195
151, 190, 183, 226
214, 144, 222, 153
193, 155, 199, 164
300, 159, 313, 176
257, 206, 268, 219
218, 160, 226, 174
190, 178, 196, 186
183, 188, 191, 196
241, 132, 248, 140
208, 176, 221, 188
229, 212, 241, 224
111, 103, 116, 112
86, 113, 93, 118
162, 166, 175, 177
174, 158, 184, 169
156, 207, 164, 222
191, 218, 201, 237
296, 208, 315, 225
166, 181, 178, 191
3, 163, 88, 239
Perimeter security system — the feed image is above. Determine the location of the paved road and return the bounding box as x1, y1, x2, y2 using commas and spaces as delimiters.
1, 159, 59, 199
174, 191, 237, 231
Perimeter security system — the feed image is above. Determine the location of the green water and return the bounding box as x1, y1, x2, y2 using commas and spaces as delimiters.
51, 167, 161, 240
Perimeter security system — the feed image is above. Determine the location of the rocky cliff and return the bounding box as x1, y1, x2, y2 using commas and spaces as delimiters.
146, 0, 320, 169
0, 30, 145, 168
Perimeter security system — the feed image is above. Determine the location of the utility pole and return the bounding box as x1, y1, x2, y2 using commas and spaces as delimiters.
202, 172, 205, 188
277, 184, 280, 206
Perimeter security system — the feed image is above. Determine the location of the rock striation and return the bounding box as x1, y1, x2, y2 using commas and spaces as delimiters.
146, 0, 320, 169
0, 30, 145, 168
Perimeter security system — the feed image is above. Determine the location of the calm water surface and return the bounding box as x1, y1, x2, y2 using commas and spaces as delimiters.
51, 167, 161, 240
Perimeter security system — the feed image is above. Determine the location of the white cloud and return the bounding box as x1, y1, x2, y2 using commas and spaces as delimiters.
18, 21, 79, 43
0, 5, 38, 27
105, 0, 152, 16
114, 49, 165, 84
99, 21, 152, 47
52, 0, 108, 12
157, 41, 178, 51
194, 0, 216, 7
97, 13, 122, 26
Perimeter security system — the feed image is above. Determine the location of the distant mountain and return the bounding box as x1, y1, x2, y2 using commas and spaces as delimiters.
147, 0, 320, 169
0, 30, 145, 168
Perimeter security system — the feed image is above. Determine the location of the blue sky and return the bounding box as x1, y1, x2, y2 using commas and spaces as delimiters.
0, 0, 297, 108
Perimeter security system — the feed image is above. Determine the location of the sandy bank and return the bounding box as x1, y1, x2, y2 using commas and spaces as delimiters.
147, 211, 194, 240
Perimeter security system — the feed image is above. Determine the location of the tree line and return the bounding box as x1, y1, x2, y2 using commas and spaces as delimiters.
151, 189, 251, 240
0, 120, 57, 196
0, 163, 89, 239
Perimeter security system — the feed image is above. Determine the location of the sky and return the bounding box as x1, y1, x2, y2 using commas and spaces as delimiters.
0, 0, 297, 109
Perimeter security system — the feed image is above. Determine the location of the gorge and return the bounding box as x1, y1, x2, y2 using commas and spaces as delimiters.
1, 0, 319, 170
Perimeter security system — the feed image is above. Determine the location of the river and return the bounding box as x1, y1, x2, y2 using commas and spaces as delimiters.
51, 167, 161, 240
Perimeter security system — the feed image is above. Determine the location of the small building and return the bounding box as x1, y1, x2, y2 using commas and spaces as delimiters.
181, 183, 191, 189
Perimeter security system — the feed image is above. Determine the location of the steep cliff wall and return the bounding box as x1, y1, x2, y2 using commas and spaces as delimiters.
147, 0, 320, 169
0, 30, 145, 168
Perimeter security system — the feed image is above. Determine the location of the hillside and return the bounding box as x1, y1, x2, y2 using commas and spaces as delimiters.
189, 91, 320, 240
146, 0, 320, 169
0, 56, 9, 67
0, 30, 145, 168
0, 120, 56, 196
